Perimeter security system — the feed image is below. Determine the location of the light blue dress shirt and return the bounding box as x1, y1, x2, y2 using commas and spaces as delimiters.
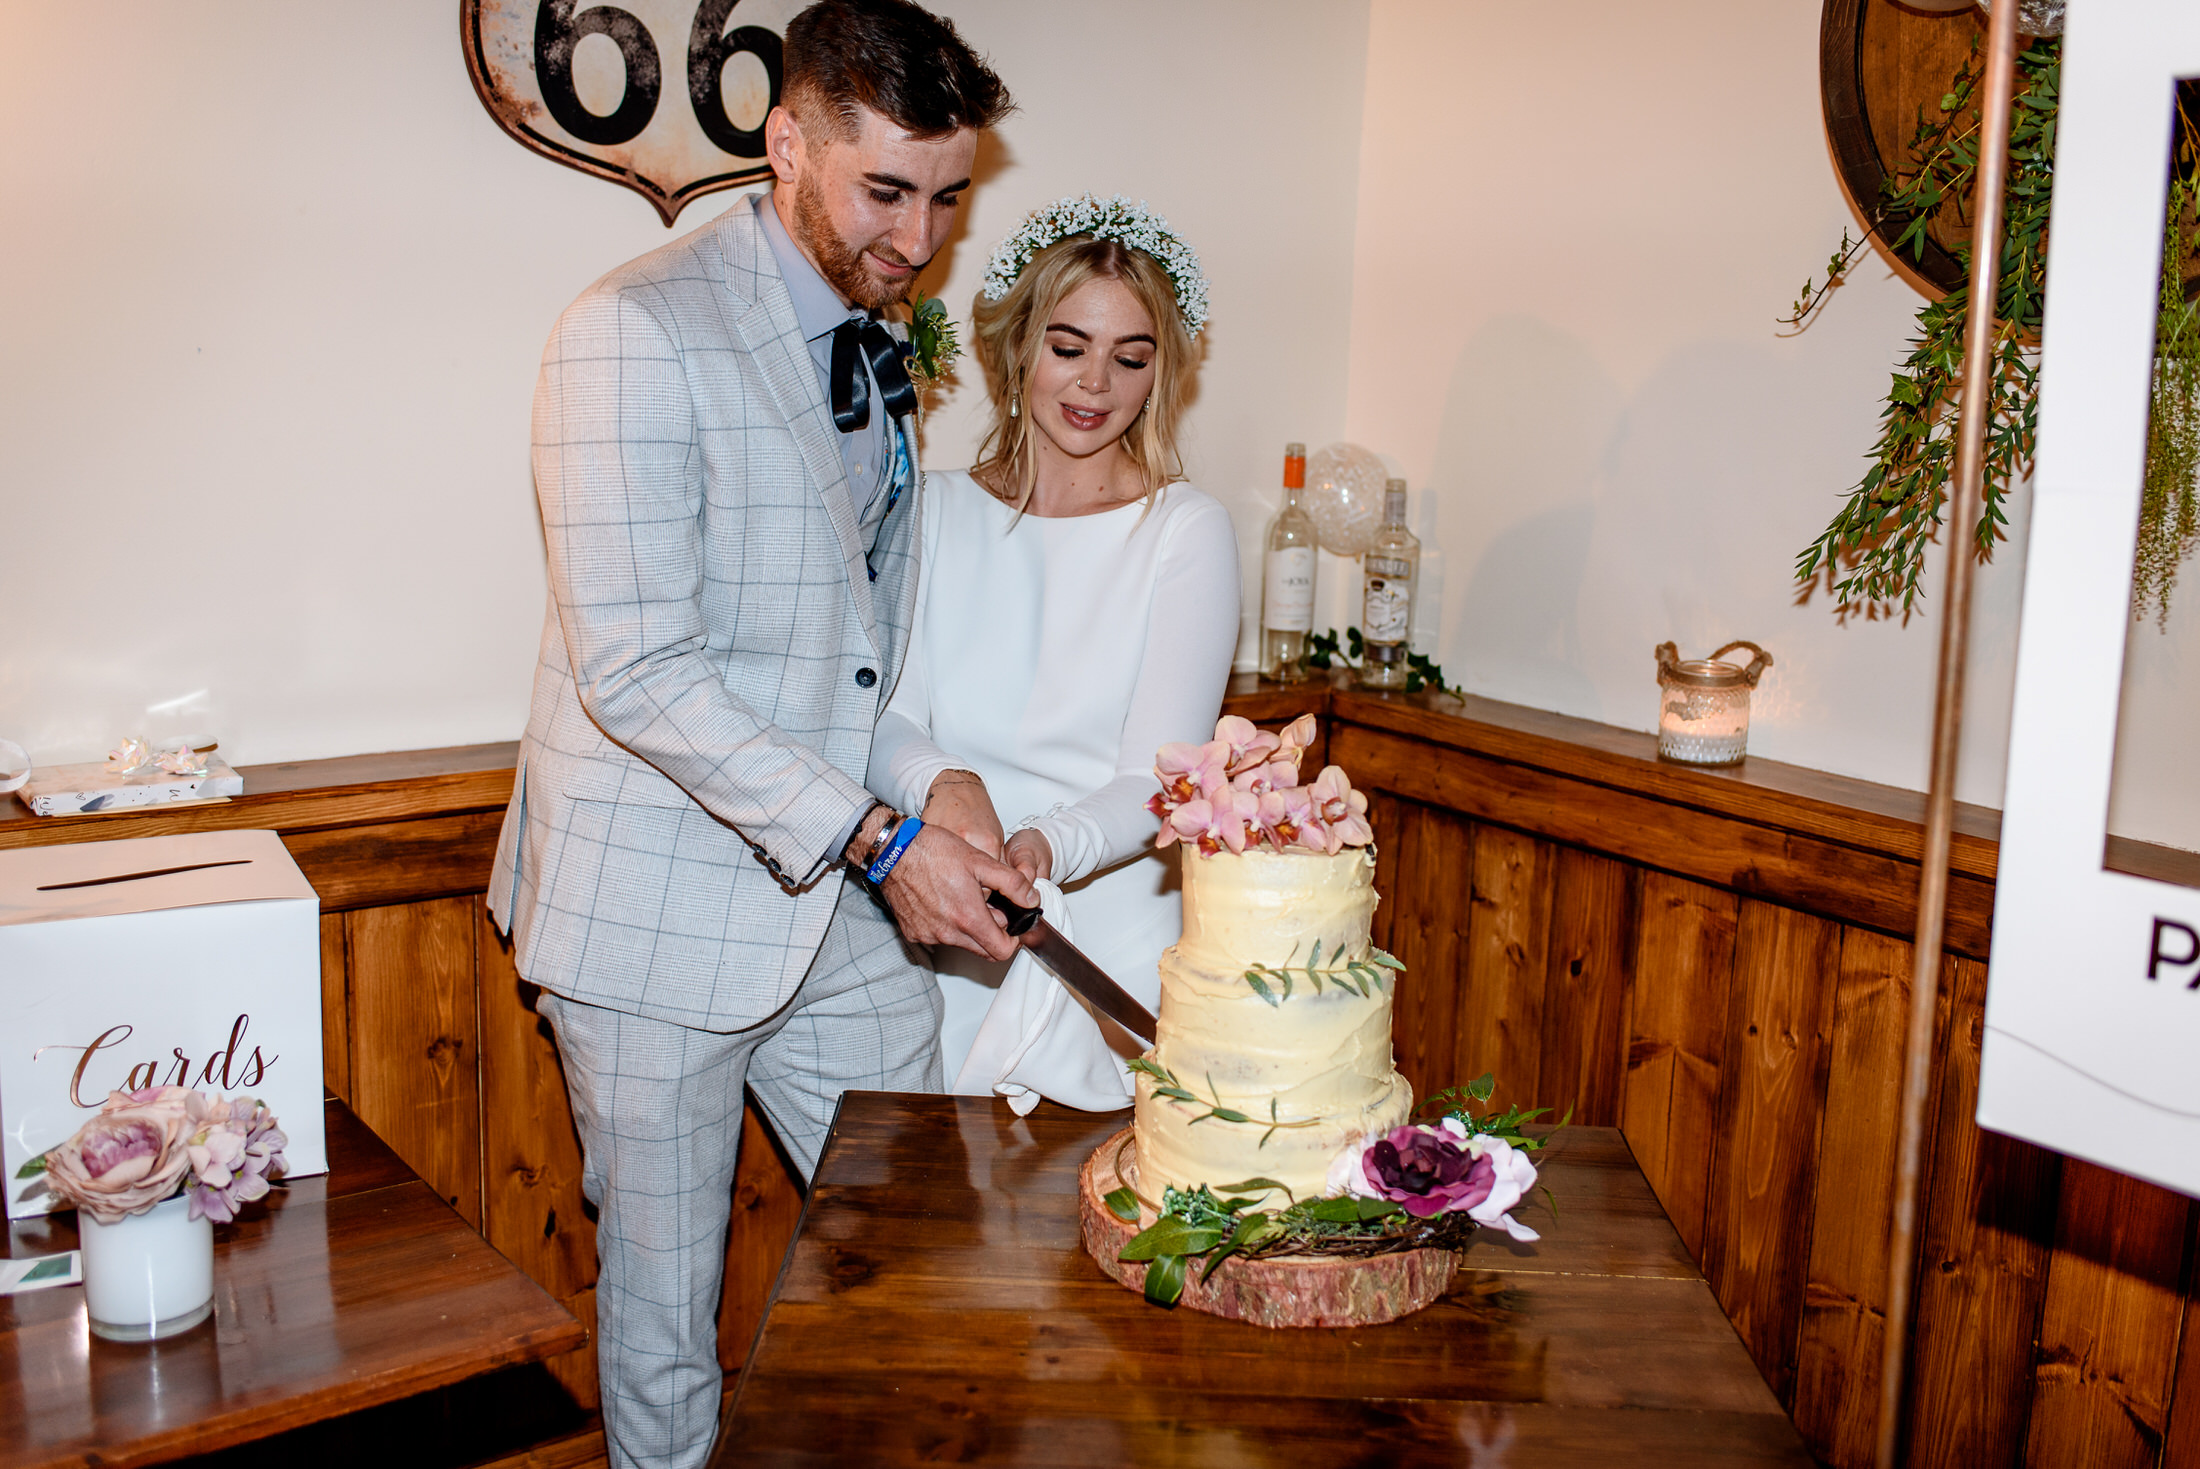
754, 191, 896, 516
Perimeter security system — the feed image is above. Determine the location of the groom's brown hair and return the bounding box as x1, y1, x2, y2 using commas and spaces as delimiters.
784, 0, 1013, 142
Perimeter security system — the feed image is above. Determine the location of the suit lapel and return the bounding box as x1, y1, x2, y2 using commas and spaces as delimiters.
863, 403, 923, 693
715, 204, 880, 649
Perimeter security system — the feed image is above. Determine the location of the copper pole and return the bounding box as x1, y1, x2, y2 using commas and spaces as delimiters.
1874, 2, 2023, 1465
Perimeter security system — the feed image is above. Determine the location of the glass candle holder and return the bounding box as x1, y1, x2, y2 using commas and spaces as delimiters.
1655, 641, 1773, 765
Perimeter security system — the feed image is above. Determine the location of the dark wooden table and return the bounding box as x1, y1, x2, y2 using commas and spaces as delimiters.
0, 1098, 585, 1469
720, 1094, 1812, 1466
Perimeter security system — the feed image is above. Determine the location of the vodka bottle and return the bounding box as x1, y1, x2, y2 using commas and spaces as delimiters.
1358, 480, 1420, 690
1260, 443, 1316, 681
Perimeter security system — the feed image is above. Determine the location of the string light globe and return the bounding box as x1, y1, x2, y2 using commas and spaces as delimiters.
1302, 443, 1389, 557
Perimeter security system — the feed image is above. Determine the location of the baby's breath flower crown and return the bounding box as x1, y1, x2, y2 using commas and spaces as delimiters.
980, 194, 1210, 338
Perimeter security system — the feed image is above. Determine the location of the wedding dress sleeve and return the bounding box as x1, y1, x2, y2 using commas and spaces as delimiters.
1016, 493, 1242, 885
869, 657, 961, 816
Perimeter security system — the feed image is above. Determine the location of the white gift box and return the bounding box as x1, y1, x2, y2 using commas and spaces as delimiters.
0, 830, 326, 1220
15, 756, 244, 817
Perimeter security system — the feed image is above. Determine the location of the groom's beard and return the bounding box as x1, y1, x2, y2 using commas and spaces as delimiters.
794, 171, 918, 313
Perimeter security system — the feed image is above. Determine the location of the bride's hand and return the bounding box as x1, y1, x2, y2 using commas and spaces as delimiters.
1005, 828, 1052, 885
922, 770, 1006, 861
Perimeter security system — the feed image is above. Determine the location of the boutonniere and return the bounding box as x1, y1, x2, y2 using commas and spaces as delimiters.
903, 291, 960, 390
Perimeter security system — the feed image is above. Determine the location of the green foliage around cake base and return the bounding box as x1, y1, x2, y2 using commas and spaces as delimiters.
1112, 1177, 1480, 1308
1418, 1070, 1572, 1154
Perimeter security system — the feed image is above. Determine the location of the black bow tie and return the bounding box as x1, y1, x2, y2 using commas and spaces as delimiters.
829, 318, 917, 433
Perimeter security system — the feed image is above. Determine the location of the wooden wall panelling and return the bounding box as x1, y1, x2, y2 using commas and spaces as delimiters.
1790, 928, 1944, 1467
345, 896, 483, 1228
2164, 1257, 2200, 1468
2024, 1161, 2194, 1468
1618, 870, 1740, 1259
1699, 901, 1840, 1405
715, 1107, 808, 1374
1366, 790, 1404, 957
1323, 692, 2006, 886
1457, 825, 1555, 1113
1371, 796, 1475, 1103
1537, 849, 1636, 1128
285, 810, 507, 912
1334, 723, 1996, 960
477, 904, 600, 1409
1904, 956, 2060, 1469
320, 912, 351, 1101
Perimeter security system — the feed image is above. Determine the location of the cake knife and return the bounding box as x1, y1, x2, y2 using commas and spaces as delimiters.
985, 891, 1158, 1044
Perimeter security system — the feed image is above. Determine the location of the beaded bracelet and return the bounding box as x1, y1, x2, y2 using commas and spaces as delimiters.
865, 815, 924, 886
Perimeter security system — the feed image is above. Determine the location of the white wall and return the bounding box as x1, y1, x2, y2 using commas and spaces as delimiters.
4, 1, 2190, 849
0, 1, 1366, 766
1339, 0, 2198, 850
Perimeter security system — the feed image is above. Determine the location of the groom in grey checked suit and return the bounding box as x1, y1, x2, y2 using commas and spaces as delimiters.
487, 5, 1023, 1465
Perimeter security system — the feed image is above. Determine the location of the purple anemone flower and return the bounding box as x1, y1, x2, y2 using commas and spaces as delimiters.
1361, 1124, 1496, 1218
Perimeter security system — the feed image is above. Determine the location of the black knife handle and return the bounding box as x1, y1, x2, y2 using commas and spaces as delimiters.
986, 889, 1041, 937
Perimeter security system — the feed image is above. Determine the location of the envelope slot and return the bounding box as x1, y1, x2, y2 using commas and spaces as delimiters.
37, 859, 252, 893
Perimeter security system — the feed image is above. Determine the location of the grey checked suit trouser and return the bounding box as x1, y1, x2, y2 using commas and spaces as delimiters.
487, 198, 936, 1469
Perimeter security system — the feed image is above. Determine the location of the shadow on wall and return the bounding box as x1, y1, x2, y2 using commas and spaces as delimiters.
1418, 297, 2040, 816
1431, 315, 1622, 723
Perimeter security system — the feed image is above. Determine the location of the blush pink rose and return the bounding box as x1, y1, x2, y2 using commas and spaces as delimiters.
43, 1090, 195, 1225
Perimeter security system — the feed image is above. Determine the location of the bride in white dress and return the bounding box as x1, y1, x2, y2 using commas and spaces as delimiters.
868, 197, 1239, 1111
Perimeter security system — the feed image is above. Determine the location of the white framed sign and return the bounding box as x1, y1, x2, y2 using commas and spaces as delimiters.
1979, 0, 2200, 1198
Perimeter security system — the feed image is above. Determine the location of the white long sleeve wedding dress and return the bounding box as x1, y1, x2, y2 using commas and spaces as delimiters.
868, 469, 1241, 1110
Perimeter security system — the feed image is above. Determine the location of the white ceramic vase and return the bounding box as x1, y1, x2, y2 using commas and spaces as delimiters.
79, 1193, 214, 1341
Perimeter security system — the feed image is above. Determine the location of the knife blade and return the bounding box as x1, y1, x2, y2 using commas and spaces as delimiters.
986, 891, 1158, 1044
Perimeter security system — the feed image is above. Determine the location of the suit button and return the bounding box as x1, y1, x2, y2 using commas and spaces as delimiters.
855, 667, 877, 689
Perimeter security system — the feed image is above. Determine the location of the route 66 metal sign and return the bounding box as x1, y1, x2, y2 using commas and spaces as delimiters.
463, 0, 803, 226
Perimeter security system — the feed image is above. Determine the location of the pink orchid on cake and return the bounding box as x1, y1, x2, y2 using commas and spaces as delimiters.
1147, 714, 1371, 856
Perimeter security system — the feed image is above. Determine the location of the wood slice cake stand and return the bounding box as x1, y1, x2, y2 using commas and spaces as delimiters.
1078, 1128, 1460, 1328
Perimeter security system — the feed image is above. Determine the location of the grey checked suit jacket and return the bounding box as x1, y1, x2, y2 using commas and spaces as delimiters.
487, 199, 922, 1033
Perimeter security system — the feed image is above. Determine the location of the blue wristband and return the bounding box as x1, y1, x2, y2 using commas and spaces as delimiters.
865, 815, 923, 885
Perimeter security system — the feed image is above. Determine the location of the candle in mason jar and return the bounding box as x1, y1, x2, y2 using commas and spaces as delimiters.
1654, 642, 1772, 766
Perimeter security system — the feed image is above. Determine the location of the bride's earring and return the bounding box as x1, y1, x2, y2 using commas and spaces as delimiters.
1009, 393, 1019, 419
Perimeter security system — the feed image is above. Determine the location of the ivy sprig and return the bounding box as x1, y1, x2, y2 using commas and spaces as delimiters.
1239, 938, 1406, 1006
1303, 628, 1462, 698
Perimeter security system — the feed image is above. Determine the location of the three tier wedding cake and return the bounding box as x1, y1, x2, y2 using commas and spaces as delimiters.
1088, 714, 1542, 1325
1131, 845, 1411, 1210
1131, 715, 1410, 1209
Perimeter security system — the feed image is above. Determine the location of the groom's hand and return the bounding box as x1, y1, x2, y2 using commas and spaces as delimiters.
880, 827, 1039, 962
922, 770, 1006, 860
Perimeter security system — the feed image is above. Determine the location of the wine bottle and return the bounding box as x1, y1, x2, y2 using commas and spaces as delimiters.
1260, 443, 1316, 681
1358, 479, 1420, 690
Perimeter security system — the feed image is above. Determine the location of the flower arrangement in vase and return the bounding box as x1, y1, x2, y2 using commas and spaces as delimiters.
16, 1086, 287, 1340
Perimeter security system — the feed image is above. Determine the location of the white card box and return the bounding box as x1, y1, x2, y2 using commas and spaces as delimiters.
0, 830, 326, 1220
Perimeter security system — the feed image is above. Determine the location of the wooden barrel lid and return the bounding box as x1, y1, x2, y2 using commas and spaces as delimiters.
1823, 1, 2198, 303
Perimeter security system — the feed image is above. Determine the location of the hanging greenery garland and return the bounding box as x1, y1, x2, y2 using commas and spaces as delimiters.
1787, 38, 2200, 624
2139, 175, 2200, 625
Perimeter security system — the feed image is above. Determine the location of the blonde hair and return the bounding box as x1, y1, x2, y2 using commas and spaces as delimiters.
968, 235, 1196, 513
